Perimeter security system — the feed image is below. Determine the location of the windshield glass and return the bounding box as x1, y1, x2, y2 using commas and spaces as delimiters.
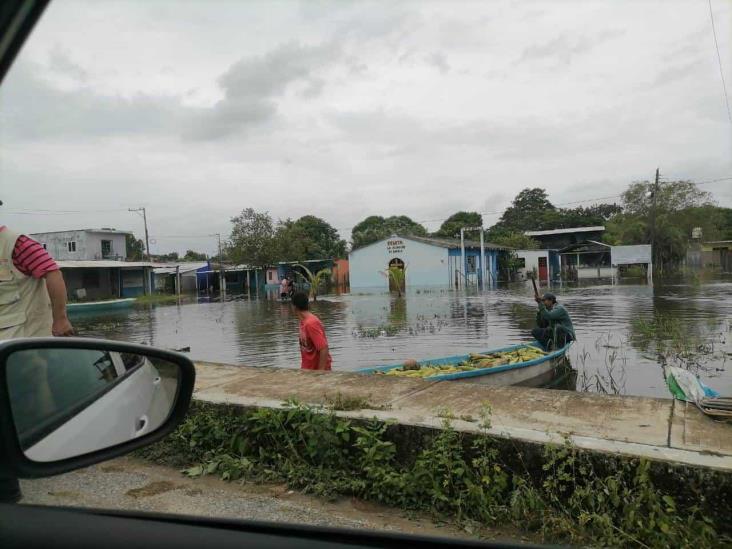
1, 0, 731, 546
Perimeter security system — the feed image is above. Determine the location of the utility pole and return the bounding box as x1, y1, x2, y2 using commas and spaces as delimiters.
128, 207, 151, 262
212, 233, 225, 298
649, 168, 660, 272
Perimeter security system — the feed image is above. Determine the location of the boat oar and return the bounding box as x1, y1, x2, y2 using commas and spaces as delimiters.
530, 274, 540, 301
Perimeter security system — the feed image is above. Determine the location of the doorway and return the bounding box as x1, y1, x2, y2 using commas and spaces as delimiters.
538, 256, 548, 282
388, 258, 405, 293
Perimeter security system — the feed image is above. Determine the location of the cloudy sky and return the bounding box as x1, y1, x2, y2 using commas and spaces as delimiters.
1, 0, 730, 255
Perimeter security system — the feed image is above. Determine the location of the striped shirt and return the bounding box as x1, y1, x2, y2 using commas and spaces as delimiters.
0, 227, 59, 279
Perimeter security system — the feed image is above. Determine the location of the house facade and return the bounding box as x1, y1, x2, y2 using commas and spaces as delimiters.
513, 249, 561, 282
30, 229, 130, 261
153, 262, 211, 293
558, 241, 652, 280
349, 235, 504, 291
57, 260, 154, 300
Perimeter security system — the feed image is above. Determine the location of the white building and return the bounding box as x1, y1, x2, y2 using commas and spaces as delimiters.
153, 262, 210, 293
558, 241, 652, 280
513, 249, 561, 282
349, 234, 505, 291
30, 229, 131, 261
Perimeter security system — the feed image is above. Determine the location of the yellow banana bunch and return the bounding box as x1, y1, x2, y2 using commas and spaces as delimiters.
375, 346, 547, 378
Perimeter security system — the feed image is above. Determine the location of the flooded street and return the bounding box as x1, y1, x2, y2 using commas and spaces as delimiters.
71, 278, 732, 399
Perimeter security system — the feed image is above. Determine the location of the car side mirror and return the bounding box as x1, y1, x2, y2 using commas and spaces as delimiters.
0, 338, 195, 478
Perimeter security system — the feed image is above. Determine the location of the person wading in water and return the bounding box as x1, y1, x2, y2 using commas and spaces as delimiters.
291, 291, 332, 371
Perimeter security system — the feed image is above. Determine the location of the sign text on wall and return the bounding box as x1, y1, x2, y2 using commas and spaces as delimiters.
387, 239, 405, 254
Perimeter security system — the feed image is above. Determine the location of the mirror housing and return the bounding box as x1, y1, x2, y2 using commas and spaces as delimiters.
0, 338, 195, 478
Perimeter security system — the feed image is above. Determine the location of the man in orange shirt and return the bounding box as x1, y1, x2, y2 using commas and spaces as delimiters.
291, 291, 332, 371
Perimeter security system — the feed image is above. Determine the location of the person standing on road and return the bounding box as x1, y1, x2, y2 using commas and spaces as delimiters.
0, 220, 74, 504
531, 292, 575, 350
291, 291, 332, 371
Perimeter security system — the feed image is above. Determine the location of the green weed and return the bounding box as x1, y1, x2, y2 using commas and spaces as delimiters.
137, 402, 727, 547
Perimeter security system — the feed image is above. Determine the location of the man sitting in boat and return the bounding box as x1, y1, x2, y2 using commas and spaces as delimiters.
531, 292, 575, 351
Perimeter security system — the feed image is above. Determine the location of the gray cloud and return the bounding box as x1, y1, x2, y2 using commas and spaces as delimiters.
184, 42, 340, 140
47, 49, 88, 82
1, 41, 342, 143
518, 29, 625, 65
0, 63, 181, 140
426, 52, 450, 74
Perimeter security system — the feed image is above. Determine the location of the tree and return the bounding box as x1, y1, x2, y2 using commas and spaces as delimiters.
489, 188, 623, 234
494, 188, 555, 232
351, 215, 427, 249
228, 208, 277, 266
488, 231, 540, 250
295, 264, 331, 301
182, 250, 207, 261
125, 234, 145, 261
434, 211, 483, 239
606, 180, 719, 270
276, 215, 346, 261
155, 251, 179, 262
381, 266, 407, 297
550, 203, 623, 228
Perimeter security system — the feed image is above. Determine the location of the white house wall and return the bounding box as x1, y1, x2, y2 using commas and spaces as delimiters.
349, 237, 449, 289
514, 250, 548, 279
31, 231, 127, 261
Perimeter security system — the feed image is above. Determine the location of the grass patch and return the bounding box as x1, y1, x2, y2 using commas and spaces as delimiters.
135, 293, 181, 305
629, 314, 726, 376
322, 392, 389, 411
136, 401, 728, 547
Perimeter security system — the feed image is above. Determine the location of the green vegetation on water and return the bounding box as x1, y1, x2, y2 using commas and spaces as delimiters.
135, 294, 181, 305
137, 401, 728, 547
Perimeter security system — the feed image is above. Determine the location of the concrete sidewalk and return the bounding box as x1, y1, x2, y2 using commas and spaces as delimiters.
193, 362, 732, 473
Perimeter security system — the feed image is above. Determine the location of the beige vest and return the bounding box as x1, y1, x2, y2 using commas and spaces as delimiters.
0, 228, 53, 337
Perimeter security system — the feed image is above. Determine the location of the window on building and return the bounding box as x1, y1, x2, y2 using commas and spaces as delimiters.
67, 241, 76, 252
101, 239, 112, 257
268, 271, 273, 281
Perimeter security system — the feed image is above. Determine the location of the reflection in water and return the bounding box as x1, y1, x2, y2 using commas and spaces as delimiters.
71, 277, 732, 399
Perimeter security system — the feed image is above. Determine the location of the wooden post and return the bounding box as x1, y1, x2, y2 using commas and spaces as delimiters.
479, 229, 486, 291
460, 228, 466, 290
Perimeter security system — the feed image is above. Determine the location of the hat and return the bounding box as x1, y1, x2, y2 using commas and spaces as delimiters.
541, 292, 557, 302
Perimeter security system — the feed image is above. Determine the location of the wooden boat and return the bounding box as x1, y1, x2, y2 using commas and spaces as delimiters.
358, 342, 573, 387
67, 298, 136, 313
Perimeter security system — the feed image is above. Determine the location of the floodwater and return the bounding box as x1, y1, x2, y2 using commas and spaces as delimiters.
71, 277, 732, 399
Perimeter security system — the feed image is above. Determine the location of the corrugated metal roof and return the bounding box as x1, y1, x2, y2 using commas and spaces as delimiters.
524, 226, 605, 237
558, 240, 611, 253
153, 262, 209, 275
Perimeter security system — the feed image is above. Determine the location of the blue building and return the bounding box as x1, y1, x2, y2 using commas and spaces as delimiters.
349, 234, 507, 291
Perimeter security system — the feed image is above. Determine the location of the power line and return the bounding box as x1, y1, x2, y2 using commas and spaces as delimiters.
2, 208, 130, 215
708, 0, 732, 124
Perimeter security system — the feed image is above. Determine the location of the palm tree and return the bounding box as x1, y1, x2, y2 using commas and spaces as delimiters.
380, 265, 407, 297
295, 264, 331, 301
